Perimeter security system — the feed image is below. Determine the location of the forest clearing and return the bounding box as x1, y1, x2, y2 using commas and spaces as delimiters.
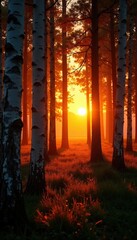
9, 139, 136, 240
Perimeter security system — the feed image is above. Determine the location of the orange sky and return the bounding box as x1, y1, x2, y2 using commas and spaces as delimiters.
68, 85, 87, 114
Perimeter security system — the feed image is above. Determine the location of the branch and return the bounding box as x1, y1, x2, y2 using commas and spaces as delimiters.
46, 0, 59, 11
68, 46, 90, 75
98, 0, 117, 18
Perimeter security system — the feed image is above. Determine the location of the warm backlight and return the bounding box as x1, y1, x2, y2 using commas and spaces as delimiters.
77, 107, 86, 116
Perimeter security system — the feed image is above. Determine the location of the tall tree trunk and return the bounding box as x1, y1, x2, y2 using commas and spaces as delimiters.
86, 59, 90, 145
22, 7, 28, 145
112, 0, 127, 171
0, 0, 3, 161
106, 76, 113, 143
134, 16, 137, 143
25, 0, 46, 195
61, 0, 69, 149
110, 10, 117, 144
49, 0, 57, 155
45, 0, 48, 157
100, 79, 105, 142
126, 13, 133, 152
90, 0, 103, 162
0, 0, 28, 231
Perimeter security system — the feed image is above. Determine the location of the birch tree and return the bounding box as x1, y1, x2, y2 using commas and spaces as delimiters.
0, 0, 28, 230
112, 0, 127, 170
25, 0, 46, 195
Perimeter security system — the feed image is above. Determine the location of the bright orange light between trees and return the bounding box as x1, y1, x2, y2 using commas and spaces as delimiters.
77, 107, 87, 116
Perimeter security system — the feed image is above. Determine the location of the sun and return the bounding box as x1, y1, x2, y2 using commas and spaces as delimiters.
77, 107, 87, 116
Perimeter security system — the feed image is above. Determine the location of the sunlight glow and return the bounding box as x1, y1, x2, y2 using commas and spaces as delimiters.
77, 107, 87, 116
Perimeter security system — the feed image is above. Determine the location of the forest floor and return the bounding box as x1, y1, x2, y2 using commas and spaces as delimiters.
1, 139, 137, 240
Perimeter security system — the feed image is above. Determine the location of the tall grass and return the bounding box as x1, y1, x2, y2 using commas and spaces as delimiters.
1, 141, 137, 239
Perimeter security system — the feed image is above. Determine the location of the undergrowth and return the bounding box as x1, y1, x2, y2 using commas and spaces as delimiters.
1, 142, 137, 239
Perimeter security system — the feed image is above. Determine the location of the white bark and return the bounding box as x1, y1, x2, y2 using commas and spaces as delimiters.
0, 1, 27, 228
112, 0, 127, 169
2, 0, 24, 198
26, 0, 46, 194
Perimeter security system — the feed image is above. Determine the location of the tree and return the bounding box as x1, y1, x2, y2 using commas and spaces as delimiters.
0, 0, 2, 158
61, 0, 69, 149
134, 15, 137, 142
0, 0, 28, 230
126, 10, 133, 152
25, 0, 46, 195
112, 0, 127, 170
110, 9, 117, 143
22, 5, 29, 145
90, 0, 103, 162
49, 0, 58, 155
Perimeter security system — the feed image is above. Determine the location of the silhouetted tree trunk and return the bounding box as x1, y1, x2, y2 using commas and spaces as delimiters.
49, 0, 57, 155
100, 79, 105, 142
86, 59, 90, 145
134, 16, 137, 143
0, 0, 28, 231
90, 0, 103, 162
61, 0, 69, 149
0, 0, 3, 160
25, 0, 46, 195
126, 12, 133, 152
106, 76, 113, 143
45, 0, 48, 157
22, 6, 28, 145
110, 9, 117, 143
112, 0, 127, 170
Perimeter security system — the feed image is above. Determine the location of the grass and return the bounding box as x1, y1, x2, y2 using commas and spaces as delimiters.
1, 141, 137, 239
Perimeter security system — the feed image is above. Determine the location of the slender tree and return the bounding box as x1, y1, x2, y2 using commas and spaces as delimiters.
22, 6, 29, 145
0, 0, 28, 230
90, 0, 103, 162
126, 11, 133, 152
61, 0, 69, 149
134, 15, 137, 142
112, 0, 127, 170
45, 0, 48, 157
86, 58, 91, 145
110, 9, 117, 144
25, 0, 46, 195
0, 0, 3, 159
49, 0, 57, 155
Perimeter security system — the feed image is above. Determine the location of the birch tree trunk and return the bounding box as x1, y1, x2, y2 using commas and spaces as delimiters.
61, 0, 69, 149
49, 0, 57, 155
90, 0, 103, 162
126, 13, 133, 152
112, 0, 127, 170
25, 0, 46, 195
0, 0, 28, 230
